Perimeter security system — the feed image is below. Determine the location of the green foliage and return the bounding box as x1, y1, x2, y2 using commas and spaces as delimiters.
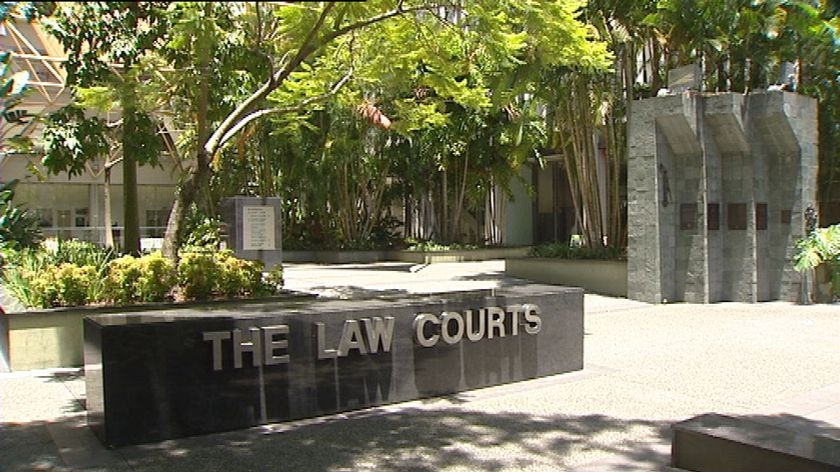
266, 265, 284, 291
54, 263, 97, 307
51, 239, 116, 301
794, 224, 840, 272
104, 253, 176, 305
178, 250, 276, 301
51, 239, 116, 267
0, 180, 42, 250
40, 105, 109, 177
136, 253, 177, 302
25, 263, 97, 308
794, 224, 840, 298
217, 253, 266, 298
406, 240, 480, 252
180, 205, 223, 250
1, 239, 277, 308
1, 239, 113, 308
177, 251, 222, 301
529, 242, 627, 261
44, 2, 169, 87
0, 246, 53, 307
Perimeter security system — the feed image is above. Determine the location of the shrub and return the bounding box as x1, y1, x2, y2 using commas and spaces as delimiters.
136, 253, 177, 302
177, 251, 222, 301
178, 250, 279, 301
104, 255, 144, 305
528, 242, 627, 261
27, 263, 96, 308
406, 240, 479, 252
180, 205, 223, 251
53, 263, 97, 307
51, 239, 115, 301
52, 239, 116, 267
1, 246, 54, 307
104, 252, 176, 304
794, 224, 840, 298
266, 265, 284, 291
217, 252, 265, 298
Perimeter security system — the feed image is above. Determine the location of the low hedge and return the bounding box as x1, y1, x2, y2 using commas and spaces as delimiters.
1, 245, 283, 309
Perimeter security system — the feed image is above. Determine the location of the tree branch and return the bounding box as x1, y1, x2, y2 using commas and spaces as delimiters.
205, 4, 337, 157
323, 2, 433, 44
205, 1, 447, 158
215, 68, 353, 152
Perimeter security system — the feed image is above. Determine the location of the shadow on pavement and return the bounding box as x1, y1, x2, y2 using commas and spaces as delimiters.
0, 421, 69, 472
3, 401, 840, 471
116, 407, 674, 471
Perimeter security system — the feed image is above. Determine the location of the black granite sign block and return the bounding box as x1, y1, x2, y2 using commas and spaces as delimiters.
84, 285, 583, 447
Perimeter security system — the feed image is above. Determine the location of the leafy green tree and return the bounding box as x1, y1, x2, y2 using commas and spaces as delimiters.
41, 2, 167, 255
193, 1, 610, 248
153, 0, 610, 255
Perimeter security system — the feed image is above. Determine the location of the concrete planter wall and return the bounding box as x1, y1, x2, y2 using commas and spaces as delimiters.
0, 293, 315, 372
0, 310, 88, 371
284, 250, 389, 264
394, 247, 531, 264
284, 247, 531, 264
505, 258, 628, 297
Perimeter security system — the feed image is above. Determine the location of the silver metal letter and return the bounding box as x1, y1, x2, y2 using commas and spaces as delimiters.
232, 327, 263, 369
440, 311, 465, 344
413, 313, 440, 347
362, 316, 395, 354
316, 322, 338, 360
465, 309, 485, 341
338, 320, 368, 357
203, 331, 230, 371
486, 307, 506, 339
262, 325, 290, 365
505, 305, 522, 336
523, 304, 542, 335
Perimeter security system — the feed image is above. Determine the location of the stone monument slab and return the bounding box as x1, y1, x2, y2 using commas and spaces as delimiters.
221, 196, 282, 268
84, 285, 584, 447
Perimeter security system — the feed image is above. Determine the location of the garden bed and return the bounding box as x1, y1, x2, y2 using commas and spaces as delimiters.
505, 258, 628, 297
0, 291, 314, 372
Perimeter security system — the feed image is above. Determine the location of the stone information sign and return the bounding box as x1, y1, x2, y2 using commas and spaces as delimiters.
242, 205, 275, 250
221, 196, 282, 267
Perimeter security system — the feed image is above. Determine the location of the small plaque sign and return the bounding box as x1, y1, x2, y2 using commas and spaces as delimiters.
755, 203, 768, 231
727, 203, 747, 230
242, 205, 275, 250
707, 203, 720, 231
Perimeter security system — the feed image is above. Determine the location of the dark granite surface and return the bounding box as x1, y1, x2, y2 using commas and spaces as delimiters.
85, 284, 583, 447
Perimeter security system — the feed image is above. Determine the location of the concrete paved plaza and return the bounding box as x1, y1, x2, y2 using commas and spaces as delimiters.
1, 260, 839, 471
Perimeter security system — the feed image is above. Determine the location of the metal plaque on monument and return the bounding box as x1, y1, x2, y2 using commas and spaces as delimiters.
221, 196, 282, 268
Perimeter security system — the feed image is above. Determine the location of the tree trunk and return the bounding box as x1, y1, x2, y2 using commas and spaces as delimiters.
103, 162, 114, 249
161, 7, 213, 261
122, 92, 141, 256
442, 168, 449, 243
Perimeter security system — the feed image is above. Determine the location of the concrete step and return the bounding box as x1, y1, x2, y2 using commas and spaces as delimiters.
672, 413, 840, 472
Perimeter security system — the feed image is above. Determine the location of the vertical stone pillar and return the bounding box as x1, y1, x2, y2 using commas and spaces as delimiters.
627, 91, 816, 303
